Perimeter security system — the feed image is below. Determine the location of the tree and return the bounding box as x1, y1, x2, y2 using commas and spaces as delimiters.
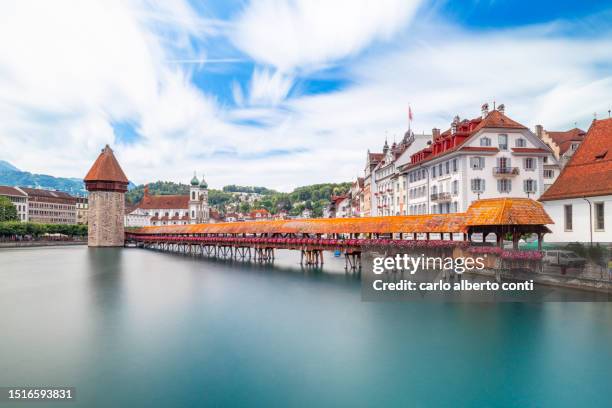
0, 196, 18, 221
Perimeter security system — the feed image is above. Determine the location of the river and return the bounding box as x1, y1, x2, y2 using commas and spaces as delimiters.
1, 246, 611, 407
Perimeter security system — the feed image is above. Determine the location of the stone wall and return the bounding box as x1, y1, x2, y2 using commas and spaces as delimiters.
88, 191, 125, 247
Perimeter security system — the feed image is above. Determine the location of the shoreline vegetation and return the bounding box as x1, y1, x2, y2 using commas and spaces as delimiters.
0, 221, 87, 244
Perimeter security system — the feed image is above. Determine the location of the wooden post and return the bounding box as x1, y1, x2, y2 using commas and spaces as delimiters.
537, 232, 543, 251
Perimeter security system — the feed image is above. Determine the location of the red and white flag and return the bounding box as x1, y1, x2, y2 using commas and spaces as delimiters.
408, 106, 413, 122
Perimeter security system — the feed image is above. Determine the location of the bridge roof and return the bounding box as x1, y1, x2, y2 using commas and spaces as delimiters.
132, 198, 551, 236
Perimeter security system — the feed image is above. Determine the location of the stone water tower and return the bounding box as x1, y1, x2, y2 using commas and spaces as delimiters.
84, 145, 129, 247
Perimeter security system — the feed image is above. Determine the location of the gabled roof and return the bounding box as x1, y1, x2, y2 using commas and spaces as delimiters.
540, 118, 612, 201
84, 145, 128, 183
545, 128, 586, 155
138, 194, 189, 210
465, 198, 553, 226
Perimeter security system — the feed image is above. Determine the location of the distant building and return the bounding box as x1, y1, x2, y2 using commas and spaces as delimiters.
128, 173, 209, 226
76, 197, 88, 225
248, 208, 271, 220
19, 187, 77, 224
535, 125, 586, 168
124, 205, 150, 228
0, 186, 28, 221
540, 118, 612, 243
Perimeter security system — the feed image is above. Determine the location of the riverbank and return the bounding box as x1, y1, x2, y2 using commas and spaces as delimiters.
0, 240, 87, 248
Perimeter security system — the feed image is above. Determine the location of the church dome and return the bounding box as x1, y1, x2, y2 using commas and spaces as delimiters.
199, 176, 208, 189
190, 172, 199, 186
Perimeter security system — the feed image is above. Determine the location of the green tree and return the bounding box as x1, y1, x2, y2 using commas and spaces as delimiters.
0, 197, 18, 221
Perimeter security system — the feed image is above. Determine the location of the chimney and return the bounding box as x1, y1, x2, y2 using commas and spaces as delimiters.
497, 103, 505, 115
481, 103, 489, 118
432, 128, 440, 139
535, 124, 543, 139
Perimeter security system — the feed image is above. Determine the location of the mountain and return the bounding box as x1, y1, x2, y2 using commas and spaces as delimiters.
0, 160, 19, 172
0, 160, 135, 196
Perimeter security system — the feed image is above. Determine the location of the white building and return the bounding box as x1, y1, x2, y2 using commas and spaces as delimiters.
371, 132, 430, 216
540, 118, 612, 243
124, 206, 150, 227
0, 186, 28, 221
400, 103, 557, 215
189, 173, 209, 224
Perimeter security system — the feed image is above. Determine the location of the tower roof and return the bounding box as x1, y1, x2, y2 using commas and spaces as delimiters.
190, 171, 199, 186
84, 145, 128, 184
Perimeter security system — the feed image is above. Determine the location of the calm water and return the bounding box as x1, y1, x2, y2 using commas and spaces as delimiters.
1, 246, 611, 407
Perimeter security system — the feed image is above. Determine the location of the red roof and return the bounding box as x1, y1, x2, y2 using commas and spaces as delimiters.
545, 128, 586, 155
407, 109, 528, 168
0, 186, 26, 196
540, 118, 612, 201
138, 194, 189, 210
84, 145, 128, 183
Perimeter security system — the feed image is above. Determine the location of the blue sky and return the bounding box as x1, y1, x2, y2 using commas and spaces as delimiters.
1, 0, 611, 190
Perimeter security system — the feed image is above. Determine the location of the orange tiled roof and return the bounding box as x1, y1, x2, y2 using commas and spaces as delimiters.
0, 186, 26, 196
84, 145, 128, 183
540, 118, 612, 201
134, 198, 551, 235
464, 198, 553, 226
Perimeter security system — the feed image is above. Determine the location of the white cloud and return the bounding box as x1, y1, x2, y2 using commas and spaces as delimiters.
230, 0, 423, 71
1, 1, 611, 193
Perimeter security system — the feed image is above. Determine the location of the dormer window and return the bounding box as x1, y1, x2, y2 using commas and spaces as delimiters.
516, 138, 526, 147
595, 150, 607, 160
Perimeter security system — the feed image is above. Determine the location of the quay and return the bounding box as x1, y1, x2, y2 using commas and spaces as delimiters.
126, 198, 552, 270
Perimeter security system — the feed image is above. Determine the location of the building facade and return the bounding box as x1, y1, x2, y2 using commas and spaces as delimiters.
0, 186, 28, 221
400, 104, 556, 215
540, 118, 612, 243
19, 187, 77, 224
76, 197, 88, 224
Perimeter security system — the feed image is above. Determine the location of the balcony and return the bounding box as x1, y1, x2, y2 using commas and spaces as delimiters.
430, 192, 454, 202
493, 167, 519, 176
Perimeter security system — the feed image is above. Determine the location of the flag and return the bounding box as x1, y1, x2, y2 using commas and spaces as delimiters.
408, 106, 413, 122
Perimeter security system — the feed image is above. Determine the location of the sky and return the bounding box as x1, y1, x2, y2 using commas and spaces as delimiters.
1, 0, 611, 191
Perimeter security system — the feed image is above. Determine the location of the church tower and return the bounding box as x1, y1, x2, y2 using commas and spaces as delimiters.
84, 145, 129, 247
199, 173, 209, 222
189, 171, 200, 224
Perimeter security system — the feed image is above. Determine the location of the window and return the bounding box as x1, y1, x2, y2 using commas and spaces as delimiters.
439, 164, 443, 176
498, 134, 508, 150
445, 161, 450, 174
452, 159, 457, 172
564, 205, 572, 231
191, 191, 195, 200
571, 143, 579, 151
524, 158, 535, 171
543, 156, 548, 164
452, 180, 459, 195
497, 179, 512, 193
191, 210, 195, 218
544, 169, 554, 179
470, 157, 484, 170
471, 178, 485, 192
432, 166, 437, 178
516, 138, 526, 147
480, 137, 491, 147
524, 179, 537, 193
595, 202, 605, 231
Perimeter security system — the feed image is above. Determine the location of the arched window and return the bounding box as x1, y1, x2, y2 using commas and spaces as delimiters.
191, 210, 195, 218
191, 191, 195, 200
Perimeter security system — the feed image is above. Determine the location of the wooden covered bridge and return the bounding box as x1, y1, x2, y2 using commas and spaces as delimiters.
126, 198, 552, 269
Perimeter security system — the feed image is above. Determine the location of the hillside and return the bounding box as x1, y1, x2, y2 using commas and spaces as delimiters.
0, 160, 135, 196
126, 181, 352, 217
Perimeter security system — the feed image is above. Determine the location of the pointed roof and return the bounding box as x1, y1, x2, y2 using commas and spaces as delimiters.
545, 128, 586, 155
540, 118, 612, 201
84, 145, 128, 183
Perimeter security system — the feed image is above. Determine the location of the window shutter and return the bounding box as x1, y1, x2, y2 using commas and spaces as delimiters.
497, 180, 501, 193
482, 179, 485, 191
